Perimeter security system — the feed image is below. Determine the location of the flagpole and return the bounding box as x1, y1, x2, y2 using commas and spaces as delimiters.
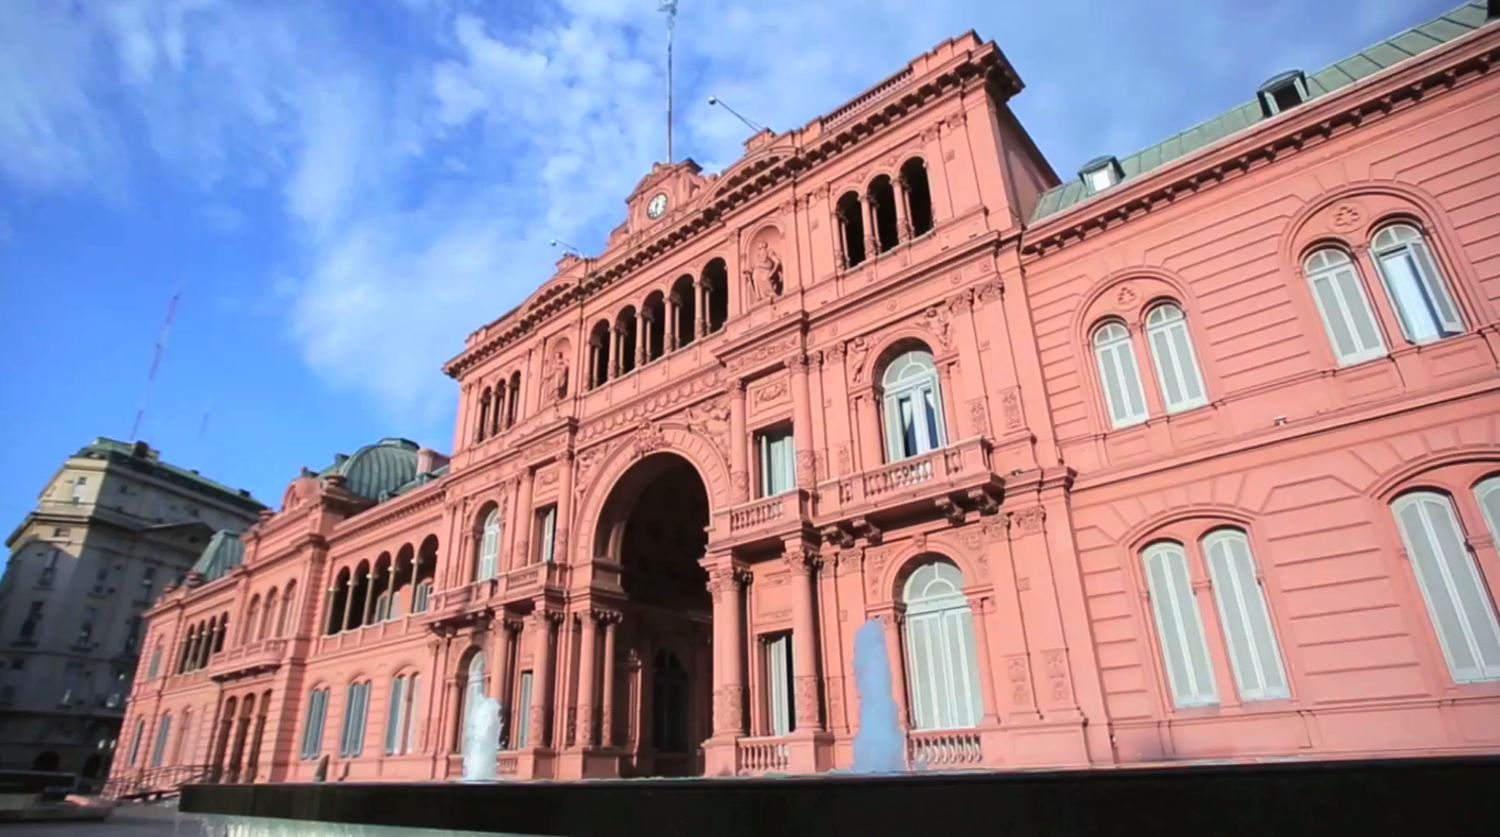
661, 0, 678, 163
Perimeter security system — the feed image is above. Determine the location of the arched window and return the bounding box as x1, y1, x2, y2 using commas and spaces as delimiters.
1200, 529, 1288, 700
476, 508, 500, 581
475, 388, 491, 442
901, 559, 982, 730
339, 680, 372, 758
670, 275, 696, 350
1478, 477, 1500, 548
326, 569, 350, 635
1303, 248, 1385, 366
151, 713, 172, 767
174, 708, 193, 766
1144, 303, 1207, 413
1092, 321, 1147, 429
127, 717, 145, 766
299, 687, 329, 759
1391, 491, 1500, 683
900, 158, 934, 237
243, 596, 260, 645
279, 580, 298, 637
491, 381, 505, 437
836, 192, 867, 268
461, 652, 485, 738
260, 588, 277, 640
507, 371, 521, 426
214, 614, 228, 653
589, 320, 612, 389
147, 646, 161, 680
1141, 542, 1218, 707
868, 175, 899, 253
704, 259, 729, 334
881, 348, 946, 461
385, 674, 409, 755
617, 307, 638, 377
643, 291, 666, 362
1370, 223, 1462, 344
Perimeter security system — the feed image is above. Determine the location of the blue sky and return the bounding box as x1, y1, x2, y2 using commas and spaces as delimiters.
0, 0, 1454, 554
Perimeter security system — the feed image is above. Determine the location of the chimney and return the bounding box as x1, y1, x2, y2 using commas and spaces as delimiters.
131, 440, 151, 459
416, 447, 437, 475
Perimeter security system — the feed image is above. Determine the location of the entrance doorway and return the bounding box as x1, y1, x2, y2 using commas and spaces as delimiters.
595, 453, 712, 777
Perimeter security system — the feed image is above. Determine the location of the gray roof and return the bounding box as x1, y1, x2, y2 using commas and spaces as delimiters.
319, 437, 422, 501
73, 437, 266, 512
1030, 2, 1493, 222
191, 530, 246, 582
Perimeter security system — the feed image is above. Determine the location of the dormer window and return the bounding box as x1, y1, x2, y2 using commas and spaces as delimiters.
1257, 70, 1309, 118
1079, 156, 1123, 195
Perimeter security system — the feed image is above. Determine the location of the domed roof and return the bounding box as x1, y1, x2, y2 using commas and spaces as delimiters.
331, 437, 420, 500
191, 530, 246, 582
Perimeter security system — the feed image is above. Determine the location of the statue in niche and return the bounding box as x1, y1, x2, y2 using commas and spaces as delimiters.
745, 240, 784, 303
547, 350, 569, 402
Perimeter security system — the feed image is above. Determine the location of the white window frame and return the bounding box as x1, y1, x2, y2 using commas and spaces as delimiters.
384, 676, 407, 756
403, 673, 421, 755
339, 681, 371, 758
537, 506, 558, 564
1093, 321, 1149, 429
477, 509, 500, 580
1369, 224, 1462, 344
150, 714, 172, 767
1142, 542, 1218, 708
1303, 248, 1387, 366
766, 633, 793, 736
1144, 304, 1208, 413
756, 428, 797, 498
1200, 530, 1289, 701
901, 560, 983, 731
881, 349, 947, 461
300, 688, 328, 759
128, 718, 145, 766
411, 581, 432, 614
1391, 491, 1500, 683
515, 672, 533, 749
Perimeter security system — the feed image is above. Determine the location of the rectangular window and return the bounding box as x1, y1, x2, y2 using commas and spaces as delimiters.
38, 549, 59, 588
536, 506, 558, 564
77, 607, 98, 645
151, 715, 172, 767
1202, 531, 1289, 701
1142, 544, 1218, 708
128, 718, 145, 766
756, 428, 796, 498
91, 565, 108, 595
411, 582, 432, 614
139, 566, 156, 602
124, 616, 142, 655
60, 663, 83, 706
384, 676, 407, 755
71, 476, 87, 504
515, 672, 533, 749
20, 602, 43, 639
765, 633, 794, 736
300, 688, 329, 758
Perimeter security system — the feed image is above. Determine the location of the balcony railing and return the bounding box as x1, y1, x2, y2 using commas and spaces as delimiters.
210, 638, 288, 676
907, 729, 983, 769
718, 489, 814, 541
736, 736, 791, 775
824, 437, 997, 519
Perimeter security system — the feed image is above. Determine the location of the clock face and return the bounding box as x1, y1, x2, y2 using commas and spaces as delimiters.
647, 193, 668, 219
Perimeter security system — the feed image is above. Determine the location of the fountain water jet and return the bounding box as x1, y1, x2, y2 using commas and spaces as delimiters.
849, 619, 907, 773
460, 696, 503, 783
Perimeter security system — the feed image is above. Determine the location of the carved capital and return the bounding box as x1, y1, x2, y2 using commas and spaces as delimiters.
785, 351, 810, 374
824, 342, 846, 364
782, 543, 824, 574
1008, 506, 1045, 536
728, 378, 746, 395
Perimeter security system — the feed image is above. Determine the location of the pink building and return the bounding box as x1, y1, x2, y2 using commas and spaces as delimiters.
115, 3, 1500, 789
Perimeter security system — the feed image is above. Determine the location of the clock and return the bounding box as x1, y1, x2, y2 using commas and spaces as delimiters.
647, 193, 668, 219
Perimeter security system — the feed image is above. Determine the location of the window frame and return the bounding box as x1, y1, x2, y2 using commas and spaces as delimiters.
755, 425, 797, 498
476, 508, 501, 580
300, 687, 330, 759
338, 681, 371, 758
535, 505, 558, 564
1091, 320, 1149, 429
1200, 529, 1290, 701
900, 559, 983, 731
1141, 541, 1220, 709
1368, 222, 1463, 345
1143, 303, 1208, 414
880, 349, 947, 462
1302, 247, 1388, 367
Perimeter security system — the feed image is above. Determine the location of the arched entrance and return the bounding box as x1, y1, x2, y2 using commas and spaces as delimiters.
594, 453, 713, 777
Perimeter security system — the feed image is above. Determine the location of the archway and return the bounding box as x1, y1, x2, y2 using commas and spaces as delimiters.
594, 452, 712, 777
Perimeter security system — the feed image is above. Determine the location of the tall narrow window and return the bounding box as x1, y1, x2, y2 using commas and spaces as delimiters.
71, 476, 87, 503
1370, 224, 1462, 344
412, 581, 432, 614
756, 428, 796, 497
1477, 477, 1500, 552
901, 559, 982, 730
300, 688, 329, 758
147, 647, 161, 680
1093, 322, 1148, 428
1144, 304, 1207, 413
39, 549, 58, 587
900, 158, 933, 237
403, 673, 421, 755
385, 676, 407, 755
128, 718, 145, 766
1391, 491, 1500, 683
766, 633, 794, 736
1201, 530, 1289, 700
476, 509, 500, 580
1304, 249, 1386, 366
139, 566, 156, 602
836, 192, 866, 268
536, 506, 558, 564
507, 371, 522, 426
1142, 542, 1218, 707
462, 653, 485, 739
339, 681, 371, 758
515, 672, 533, 749
881, 348, 945, 461
151, 714, 172, 767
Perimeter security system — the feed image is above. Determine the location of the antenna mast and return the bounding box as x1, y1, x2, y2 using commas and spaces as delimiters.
660, 0, 678, 163
129, 288, 180, 442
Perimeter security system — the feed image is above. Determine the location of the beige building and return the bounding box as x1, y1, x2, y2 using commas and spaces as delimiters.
0, 438, 263, 780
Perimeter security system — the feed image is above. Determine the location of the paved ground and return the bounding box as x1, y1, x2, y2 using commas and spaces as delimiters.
2, 804, 210, 837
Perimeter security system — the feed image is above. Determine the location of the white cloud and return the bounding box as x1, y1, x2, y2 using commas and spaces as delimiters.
0, 0, 1456, 439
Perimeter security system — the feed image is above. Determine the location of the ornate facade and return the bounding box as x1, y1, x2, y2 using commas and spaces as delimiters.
115, 4, 1500, 787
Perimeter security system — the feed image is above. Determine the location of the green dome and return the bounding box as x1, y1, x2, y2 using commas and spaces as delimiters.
334, 437, 420, 500
192, 530, 246, 582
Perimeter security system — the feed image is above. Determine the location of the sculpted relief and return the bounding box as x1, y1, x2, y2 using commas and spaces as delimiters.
743, 227, 785, 305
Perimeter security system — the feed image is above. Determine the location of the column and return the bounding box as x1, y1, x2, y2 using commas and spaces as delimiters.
985, 519, 1039, 719
554, 451, 575, 560
879, 612, 909, 729
938, 362, 962, 444
728, 380, 749, 503
895, 175, 913, 241
666, 293, 679, 350
635, 309, 648, 367
363, 568, 379, 626
609, 326, 621, 379
862, 194, 879, 258
854, 390, 884, 473
527, 612, 555, 748
599, 614, 618, 747
341, 574, 357, 632
785, 544, 823, 731
511, 469, 534, 569
966, 594, 1000, 724
695, 281, 709, 339
788, 352, 815, 489
576, 611, 599, 747
708, 559, 746, 738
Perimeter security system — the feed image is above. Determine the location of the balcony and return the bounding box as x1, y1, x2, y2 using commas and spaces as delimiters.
423, 562, 572, 629
821, 437, 1001, 524
716, 489, 816, 546
906, 729, 984, 769
735, 736, 791, 775
209, 638, 287, 680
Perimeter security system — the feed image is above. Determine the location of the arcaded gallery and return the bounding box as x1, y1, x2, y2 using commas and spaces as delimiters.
115, 3, 1500, 788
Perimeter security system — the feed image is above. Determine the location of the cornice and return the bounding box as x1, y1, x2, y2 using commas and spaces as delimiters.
1021, 29, 1500, 258
443, 45, 1016, 380
330, 483, 447, 544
